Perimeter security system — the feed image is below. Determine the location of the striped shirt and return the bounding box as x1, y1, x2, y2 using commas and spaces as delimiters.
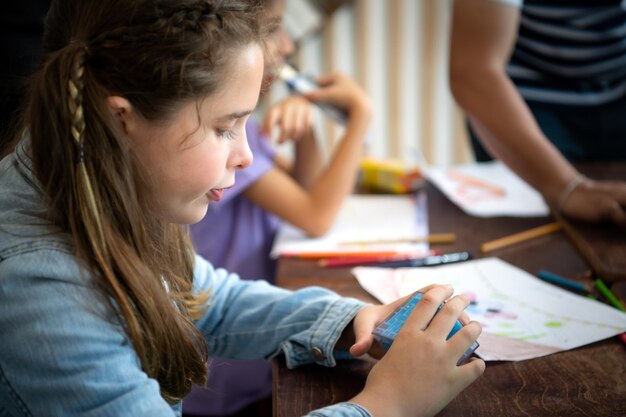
497, 0, 626, 106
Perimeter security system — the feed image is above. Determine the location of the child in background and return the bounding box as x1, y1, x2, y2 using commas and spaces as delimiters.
186, 1, 370, 414
0, 1, 484, 417
190, 0, 370, 286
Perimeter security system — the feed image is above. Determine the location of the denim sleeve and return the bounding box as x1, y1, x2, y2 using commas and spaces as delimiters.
0, 250, 176, 417
305, 402, 372, 417
193, 255, 367, 368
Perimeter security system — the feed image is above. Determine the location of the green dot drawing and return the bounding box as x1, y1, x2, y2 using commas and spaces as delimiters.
493, 331, 524, 338
490, 292, 508, 300
519, 333, 547, 341
498, 322, 514, 328
545, 321, 563, 328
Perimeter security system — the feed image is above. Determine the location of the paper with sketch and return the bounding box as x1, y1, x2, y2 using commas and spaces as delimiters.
425, 161, 549, 217
270, 194, 428, 258
353, 258, 626, 361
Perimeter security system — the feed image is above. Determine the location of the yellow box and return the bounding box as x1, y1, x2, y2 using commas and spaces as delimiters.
359, 157, 423, 194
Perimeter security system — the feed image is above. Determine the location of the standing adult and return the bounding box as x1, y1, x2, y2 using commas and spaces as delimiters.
450, 0, 626, 227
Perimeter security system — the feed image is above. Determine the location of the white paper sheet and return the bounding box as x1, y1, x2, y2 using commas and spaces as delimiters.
270, 194, 429, 258
353, 258, 626, 361
425, 161, 549, 217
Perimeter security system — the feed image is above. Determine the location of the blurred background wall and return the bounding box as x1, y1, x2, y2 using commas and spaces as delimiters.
274, 0, 473, 167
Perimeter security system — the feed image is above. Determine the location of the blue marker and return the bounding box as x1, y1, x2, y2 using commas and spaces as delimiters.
372, 292, 479, 366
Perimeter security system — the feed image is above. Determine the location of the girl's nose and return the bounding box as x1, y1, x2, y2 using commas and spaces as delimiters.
278, 29, 294, 58
233, 130, 253, 170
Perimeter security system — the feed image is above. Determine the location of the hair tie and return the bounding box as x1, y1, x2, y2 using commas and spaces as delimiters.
69, 39, 90, 55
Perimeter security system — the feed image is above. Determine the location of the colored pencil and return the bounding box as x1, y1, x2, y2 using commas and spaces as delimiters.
594, 278, 626, 347
594, 278, 626, 312
537, 270, 587, 293
317, 250, 441, 268
340, 233, 456, 246
281, 251, 416, 259
318, 254, 426, 268
481, 222, 562, 253
611, 281, 626, 308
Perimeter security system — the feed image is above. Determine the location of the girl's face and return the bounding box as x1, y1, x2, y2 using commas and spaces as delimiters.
263, 0, 295, 85
122, 44, 264, 224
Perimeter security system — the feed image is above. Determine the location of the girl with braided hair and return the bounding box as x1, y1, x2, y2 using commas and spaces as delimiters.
0, 1, 484, 416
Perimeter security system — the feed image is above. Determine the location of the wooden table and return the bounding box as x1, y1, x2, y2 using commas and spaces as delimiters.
273, 168, 626, 417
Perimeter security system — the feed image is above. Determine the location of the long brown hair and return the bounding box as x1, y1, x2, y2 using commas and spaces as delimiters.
21, 0, 263, 403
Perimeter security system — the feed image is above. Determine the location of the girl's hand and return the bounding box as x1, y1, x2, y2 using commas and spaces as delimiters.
350, 285, 485, 417
302, 72, 372, 118
560, 178, 626, 230
260, 95, 314, 144
346, 285, 471, 359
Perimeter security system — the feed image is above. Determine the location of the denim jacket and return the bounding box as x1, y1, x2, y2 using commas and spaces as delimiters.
0, 140, 372, 417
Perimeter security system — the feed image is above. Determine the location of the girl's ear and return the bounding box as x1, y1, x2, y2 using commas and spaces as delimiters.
106, 96, 133, 135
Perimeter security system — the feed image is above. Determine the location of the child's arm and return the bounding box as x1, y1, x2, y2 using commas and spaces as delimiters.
193, 254, 365, 365
244, 73, 372, 237
193, 256, 483, 417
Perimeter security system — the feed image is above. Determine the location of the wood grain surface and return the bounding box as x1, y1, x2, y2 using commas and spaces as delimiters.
273, 171, 626, 417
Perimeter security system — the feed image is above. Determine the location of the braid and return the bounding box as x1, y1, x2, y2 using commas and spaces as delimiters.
67, 47, 86, 154
157, 1, 224, 32
28, 0, 264, 403
67, 45, 107, 252
92, 1, 226, 48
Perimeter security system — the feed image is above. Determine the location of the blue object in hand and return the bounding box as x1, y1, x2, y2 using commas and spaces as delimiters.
372, 292, 479, 366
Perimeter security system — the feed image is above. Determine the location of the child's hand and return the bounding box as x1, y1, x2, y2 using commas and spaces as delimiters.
303, 72, 372, 118
346, 285, 471, 359
260, 95, 314, 144
350, 285, 485, 417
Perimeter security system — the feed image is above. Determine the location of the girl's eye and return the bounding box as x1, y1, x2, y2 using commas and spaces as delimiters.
268, 26, 281, 36
216, 128, 236, 140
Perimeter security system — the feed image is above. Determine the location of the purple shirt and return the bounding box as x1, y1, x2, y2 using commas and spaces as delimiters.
184, 119, 280, 416
191, 119, 280, 282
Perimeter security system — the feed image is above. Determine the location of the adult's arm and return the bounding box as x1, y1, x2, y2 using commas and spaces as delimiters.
449, 0, 626, 226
